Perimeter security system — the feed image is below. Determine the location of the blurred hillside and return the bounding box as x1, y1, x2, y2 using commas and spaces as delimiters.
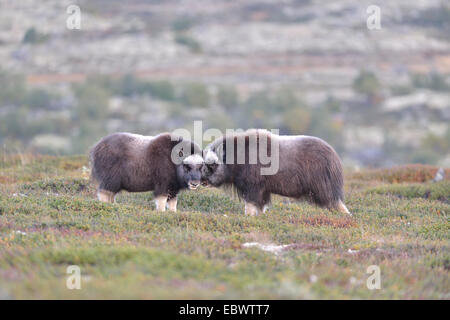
0, 0, 449, 167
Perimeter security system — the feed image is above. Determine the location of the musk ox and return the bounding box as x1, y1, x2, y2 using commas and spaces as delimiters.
90, 132, 203, 212
201, 129, 351, 216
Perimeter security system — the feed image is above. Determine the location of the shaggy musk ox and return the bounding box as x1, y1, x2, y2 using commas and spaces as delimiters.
90, 132, 203, 211
201, 129, 351, 216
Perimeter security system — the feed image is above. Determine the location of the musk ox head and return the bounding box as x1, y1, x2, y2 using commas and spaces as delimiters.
201, 148, 228, 187
170, 136, 204, 190
177, 154, 204, 190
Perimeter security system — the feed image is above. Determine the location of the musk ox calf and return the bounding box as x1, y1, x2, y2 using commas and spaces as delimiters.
90, 132, 203, 212
201, 129, 351, 216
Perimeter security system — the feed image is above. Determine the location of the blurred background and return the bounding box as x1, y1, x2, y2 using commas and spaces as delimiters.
0, 0, 449, 167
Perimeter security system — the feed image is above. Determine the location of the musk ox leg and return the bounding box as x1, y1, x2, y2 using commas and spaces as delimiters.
167, 196, 177, 212
167, 190, 178, 212
338, 200, 352, 216
243, 189, 270, 216
97, 190, 116, 203
245, 202, 262, 216
154, 195, 168, 212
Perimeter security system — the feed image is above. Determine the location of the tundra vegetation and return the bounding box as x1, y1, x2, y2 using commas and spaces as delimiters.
0, 155, 448, 299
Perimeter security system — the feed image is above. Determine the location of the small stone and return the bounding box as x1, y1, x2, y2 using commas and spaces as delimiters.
432, 168, 445, 182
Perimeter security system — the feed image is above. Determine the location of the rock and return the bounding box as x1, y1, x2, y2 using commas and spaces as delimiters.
432, 168, 445, 182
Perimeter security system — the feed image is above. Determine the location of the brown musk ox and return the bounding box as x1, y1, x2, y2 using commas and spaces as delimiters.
201, 129, 351, 216
90, 132, 203, 211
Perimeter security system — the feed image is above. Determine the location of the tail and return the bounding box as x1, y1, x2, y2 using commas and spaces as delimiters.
327, 155, 352, 216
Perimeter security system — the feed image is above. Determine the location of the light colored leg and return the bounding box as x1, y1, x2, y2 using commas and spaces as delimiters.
338, 200, 352, 216
167, 197, 177, 212
155, 195, 168, 212
245, 202, 261, 216
98, 190, 116, 203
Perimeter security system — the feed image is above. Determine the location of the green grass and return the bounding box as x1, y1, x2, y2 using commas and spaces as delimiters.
367, 181, 450, 202
0, 155, 449, 299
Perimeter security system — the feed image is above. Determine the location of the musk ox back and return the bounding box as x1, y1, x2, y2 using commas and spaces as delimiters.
90, 132, 203, 212
201, 129, 350, 216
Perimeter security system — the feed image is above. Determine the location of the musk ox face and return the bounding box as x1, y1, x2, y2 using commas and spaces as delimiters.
171, 136, 204, 190
177, 154, 204, 190
201, 149, 228, 187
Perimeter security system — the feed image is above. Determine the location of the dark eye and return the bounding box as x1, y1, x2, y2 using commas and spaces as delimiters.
183, 164, 190, 171
207, 163, 217, 172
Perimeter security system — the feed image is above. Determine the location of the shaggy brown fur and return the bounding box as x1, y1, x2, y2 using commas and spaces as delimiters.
90, 132, 202, 211
202, 129, 350, 216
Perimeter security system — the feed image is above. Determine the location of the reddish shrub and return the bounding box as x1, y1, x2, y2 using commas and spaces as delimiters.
299, 214, 357, 228
348, 164, 450, 183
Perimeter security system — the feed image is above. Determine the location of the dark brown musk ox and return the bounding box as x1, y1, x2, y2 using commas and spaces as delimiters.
201, 129, 351, 216
90, 132, 204, 212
